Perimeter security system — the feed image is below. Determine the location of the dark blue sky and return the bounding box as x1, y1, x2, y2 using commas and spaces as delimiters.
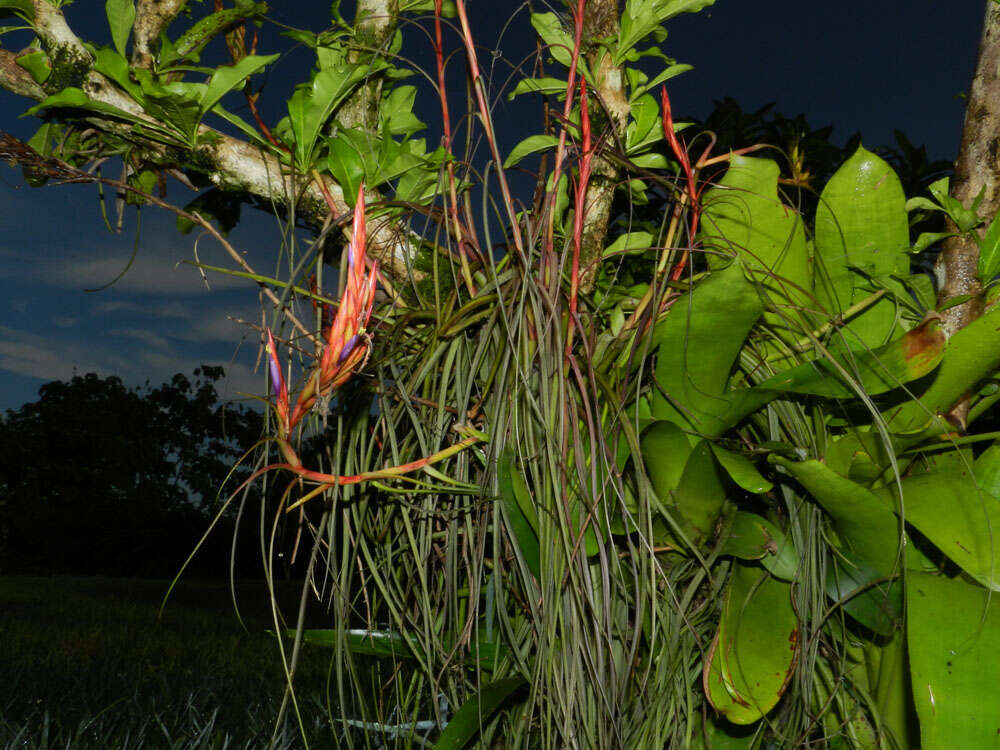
0, 0, 985, 410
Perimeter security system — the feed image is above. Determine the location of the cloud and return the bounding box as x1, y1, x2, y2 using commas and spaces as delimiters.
0, 241, 251, 296
0, 324, 264, 405
0, 326, 108, 382
52, 315, 79, 328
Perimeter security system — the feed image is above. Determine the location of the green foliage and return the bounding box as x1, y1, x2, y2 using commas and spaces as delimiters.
8, 0, 1000, 747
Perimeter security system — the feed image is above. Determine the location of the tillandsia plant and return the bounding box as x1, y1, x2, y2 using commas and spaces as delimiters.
4, 0, 1000, 748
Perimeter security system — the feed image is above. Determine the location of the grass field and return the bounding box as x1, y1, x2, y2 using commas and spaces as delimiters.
0, 576, 343, 748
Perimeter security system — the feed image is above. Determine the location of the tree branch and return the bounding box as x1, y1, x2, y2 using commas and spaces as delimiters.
579, 0, 629, 293
1, 0, 421, 284
132, 0, 189, 69
935, 0, 1000, 426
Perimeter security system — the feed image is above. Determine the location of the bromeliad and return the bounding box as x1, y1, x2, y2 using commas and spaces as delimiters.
265, 183, 378, 443
260, 182, 485, 502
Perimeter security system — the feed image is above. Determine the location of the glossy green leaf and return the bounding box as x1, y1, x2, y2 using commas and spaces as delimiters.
326, 134, 366, 206
604, 231, 654, 257
617, 0, 715, 65
26, 87, 183, 144
530, 13, 590, 79
873, 467, 1000, 591
498, 450, 541, 580
814, 146, 909, 347
771, 456, 901, 634
673, 440, 729, 544
433, 677, 527, 749
700, 156, 811, 321
650, 261, 762, 433
507, 77, 568, 100
503, 134, 559, 168
91, 46, 145, 102
710, 444, 773, 494
887, 304, 1000, 437
703, 565, 798, 725
978, 211, 1000, 282
14, 50, 50, 84
717, 512, 797, 580
287, 64, 380, 170
0, 0, 33, 21
754, 314, 946, 399
974, 442, 1000, 497
200, 54, 278, 118
770, 457, 900, 574
105, 0, 135, 57
907, 572, 1000, 749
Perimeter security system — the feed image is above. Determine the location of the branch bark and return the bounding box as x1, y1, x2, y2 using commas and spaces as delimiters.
935, 0, 1000, 427
131, 0, 188, 69
0, 0, 420, 284
579, 0, 629, 293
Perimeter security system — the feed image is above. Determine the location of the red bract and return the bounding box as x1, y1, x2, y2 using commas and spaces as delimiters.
287, 184, 378, 430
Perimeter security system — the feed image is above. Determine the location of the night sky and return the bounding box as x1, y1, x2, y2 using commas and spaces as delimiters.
0, 0, 985, 410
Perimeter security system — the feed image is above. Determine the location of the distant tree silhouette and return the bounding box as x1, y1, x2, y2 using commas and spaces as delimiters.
0, 368, 265, 577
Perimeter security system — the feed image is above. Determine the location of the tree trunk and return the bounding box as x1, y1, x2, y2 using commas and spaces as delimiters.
935, 0, 1000, 427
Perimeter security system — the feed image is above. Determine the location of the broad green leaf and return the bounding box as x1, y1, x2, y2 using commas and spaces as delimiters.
288, 63, 380, 170
381, 85, 425, 136
703, 565, 798, 725
0, 0, 33, 21
753, 314, 946, 399
978, 211, 1000, 282
105, 0, 135, 57
814, 146, 909, 348
433, 677, 527, 749
325, 133, 366, 205
26, 122, 61, 157
887, 303, 1000, 437
530, 13, 590, 79
770, 456, 902, 635
872, 467, 1000, 591
91, 46, 144, 102
617, 0, 715, 65
498, 450, 541, 580
140, 80, 203, 142
630, 152, 669, 169
770, 457, 900, 575
717, 512, 797, 581
14, 50, 50, 84
650, 261, 762, 433
199, 54, 278, 117
630, 63, 692, 101
604, 231, 654, 257
672, 439, 729, 544
974, 442, 1000, 497
625, 94, 659, 154
700, 156, 812, 325
907, 572, 1000, 749
710, 445, 773, 494
26, 88, 183, 145
503, 134, 559, 168
912, 230, 954, 254
507, 77, 569, 100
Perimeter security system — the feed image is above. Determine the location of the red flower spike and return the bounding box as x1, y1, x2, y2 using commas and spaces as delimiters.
287, 183, 378, 431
